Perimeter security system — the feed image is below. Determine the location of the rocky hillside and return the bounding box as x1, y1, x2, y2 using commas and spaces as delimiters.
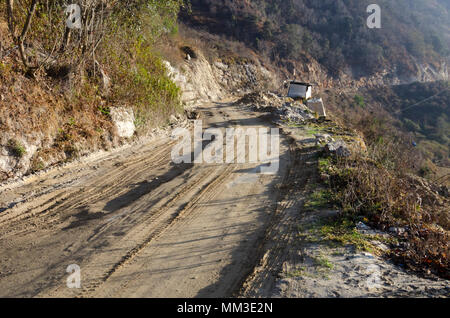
1, 1, 449, 183
182, 0, 449, 85
0, 1, 278, 182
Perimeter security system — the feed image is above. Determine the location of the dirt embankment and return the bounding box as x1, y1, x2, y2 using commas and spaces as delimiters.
0, 30, 276, 184
164, 48, 279, 107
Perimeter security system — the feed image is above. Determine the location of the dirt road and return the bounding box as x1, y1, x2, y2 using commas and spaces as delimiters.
0, 102, 296, 297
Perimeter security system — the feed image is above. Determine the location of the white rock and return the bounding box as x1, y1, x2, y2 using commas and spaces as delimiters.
389, 227, 406, 235
110, 107, 135, 138
325, 141, 351, 157
214, 61, 228, 71
315, 134, 334, 143
356, 221, 371, 231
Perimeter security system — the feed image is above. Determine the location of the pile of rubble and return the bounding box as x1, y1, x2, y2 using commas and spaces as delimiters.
274, 102, 316, 124
324, 140, 352, 157
235, 91, 317, 123
234, 91, 284, 109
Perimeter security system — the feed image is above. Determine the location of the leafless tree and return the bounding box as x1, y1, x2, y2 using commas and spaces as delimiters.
4, 0, 110, 73
5, 0, 15, 38
18, 0, 38, 68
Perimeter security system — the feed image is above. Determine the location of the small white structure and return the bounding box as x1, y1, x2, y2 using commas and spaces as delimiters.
287, 81, 312, 100
307, 98, 327, 117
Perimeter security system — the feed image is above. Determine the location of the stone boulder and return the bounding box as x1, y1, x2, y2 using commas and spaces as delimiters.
110, 107, 135, 138
325, 140, 351, 157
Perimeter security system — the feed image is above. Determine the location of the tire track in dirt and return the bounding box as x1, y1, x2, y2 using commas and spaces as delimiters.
2, 138, 174, 216
0, 140, 177, 233
104, 166, 239, 297
88, 104, 288, 298
238, 139, 317, 297
75, 103, 255, 297
1, 141, 204, 297
84, 165, 216, 244
77, 165, 235, 297
1, 101, 292, 298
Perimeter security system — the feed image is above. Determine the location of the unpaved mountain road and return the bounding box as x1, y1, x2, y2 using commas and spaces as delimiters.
0, 102, 298, 297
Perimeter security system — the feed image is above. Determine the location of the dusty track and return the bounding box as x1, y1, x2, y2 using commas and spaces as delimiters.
0, 102, 296, 297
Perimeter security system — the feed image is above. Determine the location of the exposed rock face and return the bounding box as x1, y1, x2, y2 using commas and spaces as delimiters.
0, 136, 40, 180
164, 53, 224, 106
288, 54, 449, 91
110, 107, 135, 138
164, 50, 278, 106
406, 59, 449, 84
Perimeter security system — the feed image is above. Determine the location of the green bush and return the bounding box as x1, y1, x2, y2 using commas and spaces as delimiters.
7, 139, 26, 158
102, 2, 185, 130
353, 95, 365, 108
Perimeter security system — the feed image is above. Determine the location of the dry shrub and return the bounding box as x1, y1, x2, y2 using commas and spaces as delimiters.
327, 137, 449, 278
1, 1, 188, 180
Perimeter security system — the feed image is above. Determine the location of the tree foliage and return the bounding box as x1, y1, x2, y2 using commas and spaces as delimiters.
183, 0, 450, 76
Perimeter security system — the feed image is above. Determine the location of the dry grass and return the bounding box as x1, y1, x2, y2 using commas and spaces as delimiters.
317, 89, 450, 277
320, 136, 449, 278
0, 1, 186, 180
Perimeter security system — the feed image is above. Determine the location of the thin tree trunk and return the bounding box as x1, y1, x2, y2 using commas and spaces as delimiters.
18, 0, 38, 69
60, 27, 72, 52
6, 0, 15, 39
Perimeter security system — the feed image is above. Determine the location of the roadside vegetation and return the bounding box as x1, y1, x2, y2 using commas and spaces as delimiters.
323, 81, 450, 183
2, 0, 186, 128
7, 139, 26, 158
314, 122, 449, 279
0, 1, 187, 180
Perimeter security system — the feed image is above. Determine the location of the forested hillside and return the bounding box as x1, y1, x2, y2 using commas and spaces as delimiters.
182, 0, 450, 180
366, 81, 449, 168
183, 0, 450, 77
322, 81, 449, 181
